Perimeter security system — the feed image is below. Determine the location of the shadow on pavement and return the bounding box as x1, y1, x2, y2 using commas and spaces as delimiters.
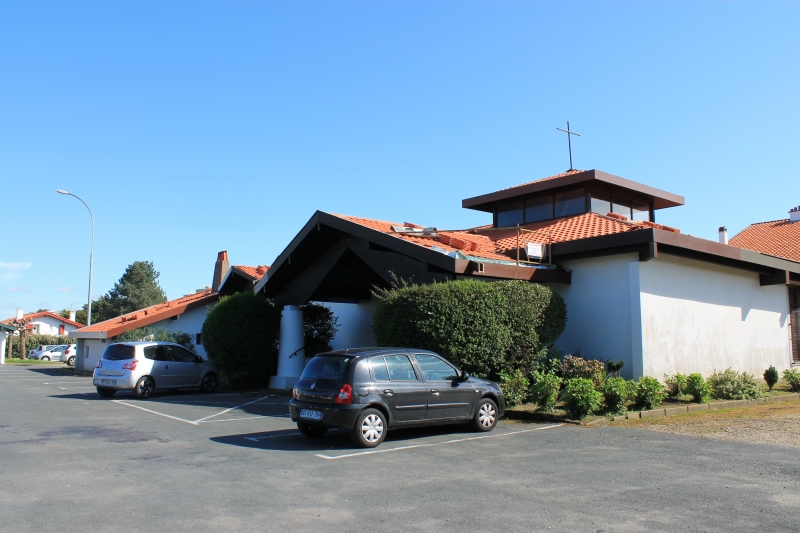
16, 367, 76, 377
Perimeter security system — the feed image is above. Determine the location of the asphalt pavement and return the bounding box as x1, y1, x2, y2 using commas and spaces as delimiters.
0, 364, 798, 532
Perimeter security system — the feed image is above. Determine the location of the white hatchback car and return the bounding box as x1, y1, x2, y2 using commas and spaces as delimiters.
93, 342, 220, 399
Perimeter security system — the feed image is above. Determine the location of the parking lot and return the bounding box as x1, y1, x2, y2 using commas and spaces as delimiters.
1, 364, 799, 532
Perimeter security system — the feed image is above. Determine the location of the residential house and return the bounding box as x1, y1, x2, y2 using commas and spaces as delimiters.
1, 311, 84, 337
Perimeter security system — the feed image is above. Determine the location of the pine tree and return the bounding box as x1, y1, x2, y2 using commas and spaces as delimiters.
90, 261, 168, 323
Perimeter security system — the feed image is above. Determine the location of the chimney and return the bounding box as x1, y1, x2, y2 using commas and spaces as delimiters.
211, 251, 230, 293
790, 206, 800, 223
69, 310, 76, 322
15, 308, 23, 320
718, 226, 728, 244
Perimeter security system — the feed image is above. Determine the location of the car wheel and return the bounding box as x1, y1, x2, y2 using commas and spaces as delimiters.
67, 356, 76, 367
297, 422, 328, 439
472, 398, 498, 432
351, 408, 387, 448
199, 373, 219, 393
96, 387, 116, 398
41, 356, 50, 361
133, 376, 155, 399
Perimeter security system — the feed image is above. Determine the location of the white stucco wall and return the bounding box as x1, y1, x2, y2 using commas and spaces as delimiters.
159, 304, 214, 358
639, 254, 791, 378
322, 300, 378, 350
552, 254, 642, 379
75, 338, 108, 374
30, 316, 81, 336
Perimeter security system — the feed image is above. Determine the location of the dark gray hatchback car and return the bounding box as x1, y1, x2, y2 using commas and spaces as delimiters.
289, 348, 505, 448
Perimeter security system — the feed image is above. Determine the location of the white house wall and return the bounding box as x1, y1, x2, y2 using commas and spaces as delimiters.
552, 254, 641, 379
30, 316, 80, 336
159, 304, 214, 358
75, 338, 108, 374
322, 301, 378, 351
638, 254, 791, 378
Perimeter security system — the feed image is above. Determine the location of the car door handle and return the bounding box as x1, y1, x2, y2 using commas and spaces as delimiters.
430, 389, 440, 395
383, 389, 393, 396
165, 365, 170, 370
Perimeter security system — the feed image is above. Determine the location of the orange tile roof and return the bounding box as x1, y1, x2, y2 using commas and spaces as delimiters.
334, 211, 679, 261
729, 219, 800, 262
497, 169, 586, 192
232, 265, 270, 280
71, 289, 219, 338
1, 310, 83, 328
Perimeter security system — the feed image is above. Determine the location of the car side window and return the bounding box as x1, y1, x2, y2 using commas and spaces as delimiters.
415, 354, 458, 381
143, 346, 157, 360
165, 345, 196, 362
384, 354, 418, 382
371, 357, 390, 381
154, 346, 167, 361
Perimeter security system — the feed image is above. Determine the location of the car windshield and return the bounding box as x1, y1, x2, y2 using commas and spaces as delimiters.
102, 344, 135, 361
300, 356, 352, 381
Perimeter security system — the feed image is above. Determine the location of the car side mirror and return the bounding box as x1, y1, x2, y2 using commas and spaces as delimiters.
195, 356, 203, 363
459, 371, 470, 382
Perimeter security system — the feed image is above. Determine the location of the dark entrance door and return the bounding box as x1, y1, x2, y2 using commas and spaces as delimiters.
790, 287, 800, 364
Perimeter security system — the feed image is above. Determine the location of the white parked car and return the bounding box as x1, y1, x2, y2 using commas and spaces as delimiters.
33, 344, 76, 362
93, 342, 220, 399
30, 345, 58, 358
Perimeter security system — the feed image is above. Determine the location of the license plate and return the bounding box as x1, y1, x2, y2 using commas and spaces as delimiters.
299, 409, 322, 420
102, 380, 116, 386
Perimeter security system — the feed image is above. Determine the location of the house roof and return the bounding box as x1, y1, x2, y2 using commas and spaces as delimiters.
0, 322, 16, 333
730, 219, 800, 263
462, 169, 685, 212
69, 289, 220, 339
1, 311, 83, 329
231, 265, 270, 281
217, 264, 270, 294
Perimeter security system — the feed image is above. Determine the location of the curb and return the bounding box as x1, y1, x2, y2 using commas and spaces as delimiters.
612, 393, 800, 422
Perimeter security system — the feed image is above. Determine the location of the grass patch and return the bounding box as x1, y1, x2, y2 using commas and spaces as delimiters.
4, 358, 65, 366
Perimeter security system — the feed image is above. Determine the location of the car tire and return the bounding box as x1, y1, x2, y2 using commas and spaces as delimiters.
472, 397, 498, 432
351, 408, 387, 448
133, 376, 155, 399
200, 373, 219, 393
41, 356, 50, 361
297, 422, 328, 439
96, 387, 116, 398
67, 356, 76, 367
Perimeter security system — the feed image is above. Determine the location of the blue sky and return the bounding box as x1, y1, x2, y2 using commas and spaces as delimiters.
1, 1, 798, 319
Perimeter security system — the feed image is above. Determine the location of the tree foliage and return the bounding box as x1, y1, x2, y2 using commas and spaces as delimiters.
372, 279, 567, 379
301, 303, 340, 358
202, 292, 281, 389
89, 261, 168, 323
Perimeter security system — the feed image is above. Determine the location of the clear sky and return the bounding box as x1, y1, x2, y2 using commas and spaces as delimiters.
1, 1, 798, 319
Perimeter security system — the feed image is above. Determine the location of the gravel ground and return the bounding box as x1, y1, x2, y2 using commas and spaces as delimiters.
625, 400, 800, 448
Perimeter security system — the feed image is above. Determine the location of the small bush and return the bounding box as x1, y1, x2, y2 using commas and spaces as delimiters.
560, 355, 605, 387
708, 368, 763, 400
663, 373, 687, 398
606, 359, 625, 377
561, 378, 601, 419
784, 369, 800, 392
602, 377, 632, 414
635, 376, 665, 410
498, 370, 530, 408
685, 373, 710, 403
530, 371, 563, 413
763, 366, 779, 391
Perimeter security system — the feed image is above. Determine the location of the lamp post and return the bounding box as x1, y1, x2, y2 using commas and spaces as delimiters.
57, 190, 94, 326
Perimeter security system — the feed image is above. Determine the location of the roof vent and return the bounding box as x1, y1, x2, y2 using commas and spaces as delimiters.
391, 225, 439, 238
718, 226, 728, 244
790, 206, 800, 223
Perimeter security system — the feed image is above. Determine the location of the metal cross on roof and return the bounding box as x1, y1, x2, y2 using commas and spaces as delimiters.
556, 121, 581, 171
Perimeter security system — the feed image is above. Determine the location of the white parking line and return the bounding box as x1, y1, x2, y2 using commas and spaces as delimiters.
199, 416, 269, 423
59, 386, 96, 390
194, 396, 271, 423
245, 432, 300, 441
315, 424, 564, 460
112, 400, 199, 425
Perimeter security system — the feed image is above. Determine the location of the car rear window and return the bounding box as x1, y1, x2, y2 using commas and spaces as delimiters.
102, 344, 135, 361
300, 356, 352, 381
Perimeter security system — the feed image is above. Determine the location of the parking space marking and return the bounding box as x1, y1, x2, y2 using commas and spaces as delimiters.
112, 400, 199, 425
201, 416, 277, 423
59, 386, 96, 390
194, 395, 272, 423
315, 424, 563, 460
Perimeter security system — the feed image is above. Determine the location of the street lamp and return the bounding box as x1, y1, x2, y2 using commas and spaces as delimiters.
57, 189, 94, 327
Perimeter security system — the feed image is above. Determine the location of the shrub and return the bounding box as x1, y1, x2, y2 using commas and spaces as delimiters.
372, 279, 567, 379
498, 369, 530, 408
8, 334, 74, 359
561, 378, 601, 419
530, 371, 563, 413
300, 303, 339, 357
763, 366, 779, 391
606, 359, 625, 377
602, 377, 632, 414
685, 373, 710, 403
202, 292, 281, 389
560, 355, 605, 387
635, 376, 665, 410
664, 373, 687, 398
783, 369, 800, 392
708, 368, 763, 400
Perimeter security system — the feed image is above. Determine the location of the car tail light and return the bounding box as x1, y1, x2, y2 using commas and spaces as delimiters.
334, 384, 352, 405
122, 360, 138, 371
95, 361, 102, 369
65, 348, 72, 355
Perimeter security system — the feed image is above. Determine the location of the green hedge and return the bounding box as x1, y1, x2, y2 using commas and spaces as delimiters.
372, 279, 567, 379
6, 334, 75, 359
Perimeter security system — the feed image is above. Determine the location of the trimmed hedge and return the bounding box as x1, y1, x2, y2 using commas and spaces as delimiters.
7, 334, 75, 359
202, 292, 281, 389
372, 279, 567, 379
